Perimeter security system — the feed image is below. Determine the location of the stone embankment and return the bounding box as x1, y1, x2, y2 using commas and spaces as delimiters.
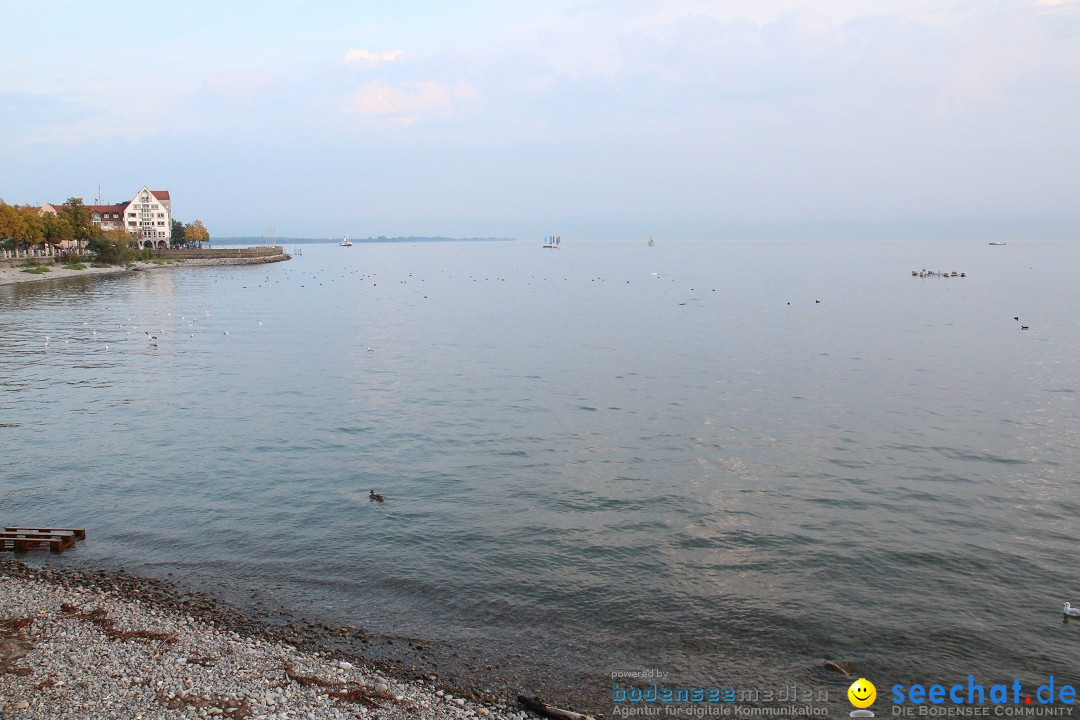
151, 247, 290, 264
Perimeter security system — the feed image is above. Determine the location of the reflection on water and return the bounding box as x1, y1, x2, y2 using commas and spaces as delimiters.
2, 239, 1079, 711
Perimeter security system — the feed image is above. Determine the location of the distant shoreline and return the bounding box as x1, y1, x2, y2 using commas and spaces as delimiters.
0, 252, 290, 287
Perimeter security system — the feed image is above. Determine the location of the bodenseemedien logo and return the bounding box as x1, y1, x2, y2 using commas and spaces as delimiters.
849, 678, 877, 718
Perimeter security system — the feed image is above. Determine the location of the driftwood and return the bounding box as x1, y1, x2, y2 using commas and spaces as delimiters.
822, 660, 853, 677
517, 695, 595, 720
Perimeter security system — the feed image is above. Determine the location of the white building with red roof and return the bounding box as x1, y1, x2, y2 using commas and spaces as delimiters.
42, 186, 174, 249
123, 187, 172, 248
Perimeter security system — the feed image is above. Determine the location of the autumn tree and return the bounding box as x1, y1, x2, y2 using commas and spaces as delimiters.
43, 211, 74, 250
0, 200, 25, 252
184, 219, 210, 247
17, 205, 44, 248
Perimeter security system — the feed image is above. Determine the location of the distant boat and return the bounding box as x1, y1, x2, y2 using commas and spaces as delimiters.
988, 241, 1006, 246
648, 236, 655, 247
339, 235, 352, 247
543, 235, 561, 249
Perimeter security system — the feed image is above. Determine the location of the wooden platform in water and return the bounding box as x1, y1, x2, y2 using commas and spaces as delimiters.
0, 527, 86, 553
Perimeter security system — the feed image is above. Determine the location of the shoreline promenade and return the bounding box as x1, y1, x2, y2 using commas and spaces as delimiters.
0, 248, 291, 286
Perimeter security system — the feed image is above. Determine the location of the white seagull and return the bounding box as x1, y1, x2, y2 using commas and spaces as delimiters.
1064, 602, 1080, 617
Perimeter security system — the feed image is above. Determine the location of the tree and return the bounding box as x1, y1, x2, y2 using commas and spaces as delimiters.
43, 211, 74, 250
89, 227, 138, 264
171, 218, 185, 247
61, 197, 93, 254
0, 200, 24, 253
17, 205, 44, 249
184, 219, 210, 247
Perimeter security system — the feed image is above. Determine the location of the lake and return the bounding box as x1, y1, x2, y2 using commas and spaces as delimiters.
2, 237, 1078, 712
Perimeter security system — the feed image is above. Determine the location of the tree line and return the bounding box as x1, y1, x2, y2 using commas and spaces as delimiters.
0, 197, 211, 263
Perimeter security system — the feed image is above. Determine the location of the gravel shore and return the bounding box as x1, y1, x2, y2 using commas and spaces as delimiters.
0, 559, 549, 720
0, 255, 289, 286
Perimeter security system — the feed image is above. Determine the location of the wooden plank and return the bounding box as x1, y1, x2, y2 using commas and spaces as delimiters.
0, 536, 71, 553
4, 527, 86, 540
0, 531, 76, 548
0, 530, 76, 538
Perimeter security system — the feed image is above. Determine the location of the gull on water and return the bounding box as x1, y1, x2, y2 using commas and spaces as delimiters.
1064, 602, 1080, 617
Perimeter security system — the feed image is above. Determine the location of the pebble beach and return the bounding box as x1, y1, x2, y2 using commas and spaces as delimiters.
0, 262, 151, 285
0, 560, 548, 720
0, 255, 290, 286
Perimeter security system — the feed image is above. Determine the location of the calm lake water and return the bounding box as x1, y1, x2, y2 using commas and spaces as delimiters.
2, 238, 1078, 711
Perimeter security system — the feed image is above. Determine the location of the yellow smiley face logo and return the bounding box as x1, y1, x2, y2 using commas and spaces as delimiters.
848, 678, 876, 708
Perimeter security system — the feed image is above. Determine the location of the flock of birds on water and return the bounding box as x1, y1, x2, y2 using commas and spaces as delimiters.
31, 261, 829, 356
30, 253, 1040, 358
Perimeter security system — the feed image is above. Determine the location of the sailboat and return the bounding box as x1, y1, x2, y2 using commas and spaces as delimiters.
339, 235, 353, 247
543, 235, 561, 249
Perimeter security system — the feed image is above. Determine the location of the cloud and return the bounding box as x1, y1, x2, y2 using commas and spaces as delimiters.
1033, 0, 1080, 13
344, 49, 403, 66
348, 81, 477, 124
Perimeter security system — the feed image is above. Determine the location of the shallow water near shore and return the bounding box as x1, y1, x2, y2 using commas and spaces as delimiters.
2, 238, 1079, 712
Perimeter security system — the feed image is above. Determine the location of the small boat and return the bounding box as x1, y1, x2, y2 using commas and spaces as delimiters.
339, 235, 353, 247
543, 234, 561, 249
989, 241, 1006, 246
648, 236, 655, 247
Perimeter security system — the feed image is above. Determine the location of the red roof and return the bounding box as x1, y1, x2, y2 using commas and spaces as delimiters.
151, 190, 170, 200
90, 204, 128, 215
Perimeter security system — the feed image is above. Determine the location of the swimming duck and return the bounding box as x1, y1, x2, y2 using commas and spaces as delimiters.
369, 490, 385, 503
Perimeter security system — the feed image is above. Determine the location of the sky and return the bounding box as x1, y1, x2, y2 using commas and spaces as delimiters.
1, 0, 1078, 240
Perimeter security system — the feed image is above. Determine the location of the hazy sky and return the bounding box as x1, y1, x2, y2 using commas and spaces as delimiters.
2, 0, 1078, 240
